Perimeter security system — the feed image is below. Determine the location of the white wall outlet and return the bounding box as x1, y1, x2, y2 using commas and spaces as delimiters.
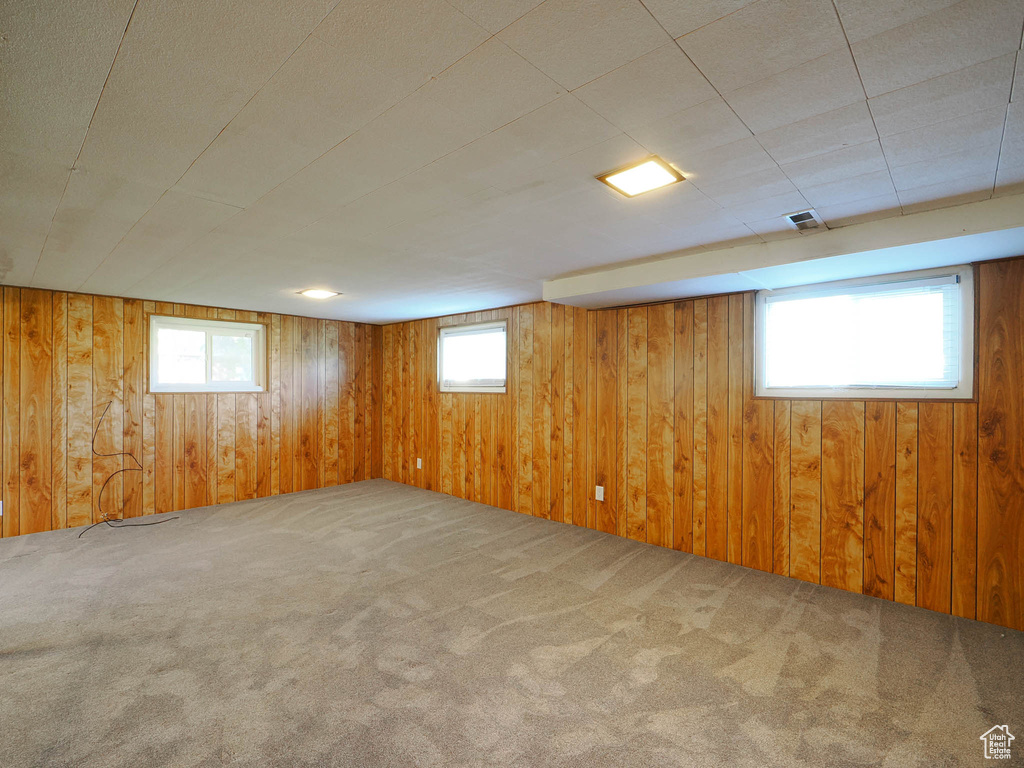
595, 485, 604, 502
416, 458, 422, 469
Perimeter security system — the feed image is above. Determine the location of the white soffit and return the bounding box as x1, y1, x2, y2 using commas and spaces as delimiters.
543, 194, 1024, 307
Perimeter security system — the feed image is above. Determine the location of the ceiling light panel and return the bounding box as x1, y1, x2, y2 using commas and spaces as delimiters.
598, 157, 684, 197
300, 289, 340, 299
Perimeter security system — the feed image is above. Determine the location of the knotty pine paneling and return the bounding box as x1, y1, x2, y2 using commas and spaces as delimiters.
0, 287, 381, 537
382, 259, 1024, 631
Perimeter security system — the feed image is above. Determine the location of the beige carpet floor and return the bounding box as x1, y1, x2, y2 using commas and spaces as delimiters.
1, 479, 1021, 767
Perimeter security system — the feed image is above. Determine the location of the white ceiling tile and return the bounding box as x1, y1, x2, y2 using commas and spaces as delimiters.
497, 0, 668, 90
682, 137, 779, 185
31, 169, 166, 289
891, 146, 999, 191
81, 191, 241, 294
833, 0, 960, 44
814, 193, 902, 227
758, 101, 878, 165
0, 150, 70, 240
75, 1, 318, 189
868, 55, 1015, 137
313, 0, 490, 91
254, 129, 426, 225
780, 140, 888, 188
800, 169, 897, 208
226, 35, 411, 144
852, 0, 1024, 98
445, 0, 546, 34
881, 106, 1006, 168
573, 44, 716, 131
0, 0, 136, 162
176, 125, 327, 208
678, 0, 847, 92
641, 0, 760, 39
630, 97, 752, 164
418, 39, 565, 134
898, 174, 994, 213
725, 47, 865, 133
691, 167, 797, 208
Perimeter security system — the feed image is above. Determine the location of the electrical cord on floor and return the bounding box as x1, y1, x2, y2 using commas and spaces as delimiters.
78, 514, 180, 539
79, 400, 178, 538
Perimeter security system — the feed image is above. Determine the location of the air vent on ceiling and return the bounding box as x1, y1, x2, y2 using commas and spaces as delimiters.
785, 209, 824, 232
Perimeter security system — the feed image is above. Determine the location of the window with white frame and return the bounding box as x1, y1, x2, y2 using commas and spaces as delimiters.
438, 320, 507, 393
150, 315, 266, 393
755, 265, 974, 399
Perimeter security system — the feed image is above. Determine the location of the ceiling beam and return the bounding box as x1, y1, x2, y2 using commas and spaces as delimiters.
543, 194, 1024, 307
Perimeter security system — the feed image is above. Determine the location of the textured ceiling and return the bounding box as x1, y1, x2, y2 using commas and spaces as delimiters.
3, 0, 1023, 322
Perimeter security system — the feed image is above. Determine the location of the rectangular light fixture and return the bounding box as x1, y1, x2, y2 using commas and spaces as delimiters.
597, 156, 683, 197
299, 289, 339, 299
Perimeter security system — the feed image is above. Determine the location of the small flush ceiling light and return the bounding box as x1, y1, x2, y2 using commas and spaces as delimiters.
299, 289, 340, 299
597, 156, 683, 197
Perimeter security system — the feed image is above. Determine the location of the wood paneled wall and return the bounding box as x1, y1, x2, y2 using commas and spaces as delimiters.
0, 288, 382, 537
381, 260, 1024, 631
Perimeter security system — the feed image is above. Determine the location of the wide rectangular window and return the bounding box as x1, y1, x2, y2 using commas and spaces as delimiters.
755, 265, 974, 399
438, 320, 507, 393
150, 315, 266, 393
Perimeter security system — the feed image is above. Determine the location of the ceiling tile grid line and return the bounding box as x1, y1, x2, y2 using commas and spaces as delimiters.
27, 0, 141, 286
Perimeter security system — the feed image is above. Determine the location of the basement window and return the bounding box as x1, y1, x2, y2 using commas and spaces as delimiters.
439, 320, 507, 393
150, 315, 266, 393
755, 265, 974, 399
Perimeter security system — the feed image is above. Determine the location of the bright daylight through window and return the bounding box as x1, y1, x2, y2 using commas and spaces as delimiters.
150, 315, 266, 393
755, 266, 973, 399
439, 321, 507, 393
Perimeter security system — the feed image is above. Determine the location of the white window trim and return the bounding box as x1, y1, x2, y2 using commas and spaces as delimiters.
754, 265, 975, 400
438, 320, 508, 393
149, 315, 267, 393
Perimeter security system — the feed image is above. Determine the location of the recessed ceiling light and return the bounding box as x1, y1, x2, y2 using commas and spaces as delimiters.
597, 156, 684, 197
299, 289, 340, 299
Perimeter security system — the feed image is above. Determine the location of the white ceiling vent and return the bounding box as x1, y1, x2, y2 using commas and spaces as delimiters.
785, 209, 825, 232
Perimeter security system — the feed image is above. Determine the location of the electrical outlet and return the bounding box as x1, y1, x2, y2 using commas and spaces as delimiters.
595, 485, 604, 502
416, 458, 422, 469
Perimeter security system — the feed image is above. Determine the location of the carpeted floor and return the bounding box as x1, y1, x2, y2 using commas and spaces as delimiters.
1, 480, 1021, 767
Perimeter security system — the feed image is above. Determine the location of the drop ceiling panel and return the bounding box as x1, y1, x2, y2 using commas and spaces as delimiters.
0, 0, 136, 160
80, 190, 242, 294
757, 101, 879, 165
851, 0, 1024, 97
573, 44, 717, 131
313, 0, 491, 90
498, 0, 668, 90
723, 47, 864, 133
868, 54, 1015, 137
629, 97, 752, 167
445, 0, 546, 34
779, 141, 889, 189
678, 0, 847, 92
31, 169, 166, 290
641, 0, 759, 39
417, 39, 566, 134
